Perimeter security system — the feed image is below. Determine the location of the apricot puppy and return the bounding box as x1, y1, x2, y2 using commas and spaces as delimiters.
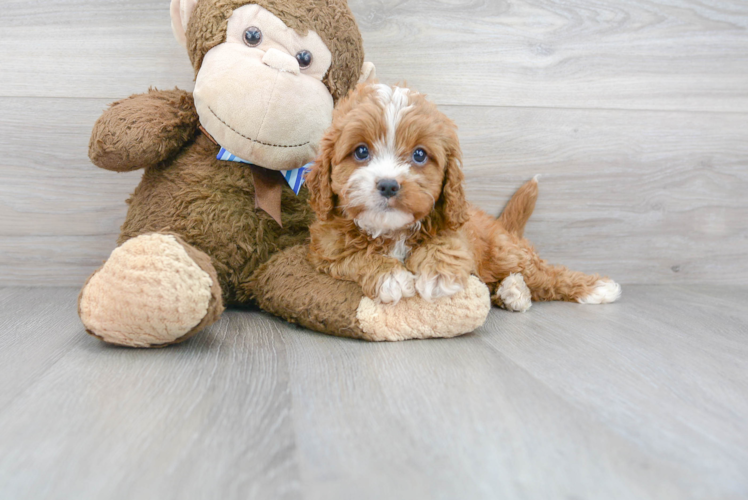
306, 83, 621, 311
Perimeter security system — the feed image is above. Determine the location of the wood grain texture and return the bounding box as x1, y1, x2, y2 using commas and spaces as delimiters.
351, 0, 748, 111
1, 97, 745, 285
0, 289, 302, 500
2, 0, 747, 111
0, 0, 195, 100
0, 0, 746, 286
0, 286, 747, 499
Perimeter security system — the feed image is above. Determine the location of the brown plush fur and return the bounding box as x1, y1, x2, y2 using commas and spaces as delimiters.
306, 83, 608, 304
186, 0, 363, 103
88, 0, 364, 308
106, 123, 315, 305
89, 89, 200, 172
250, 245, 368, 339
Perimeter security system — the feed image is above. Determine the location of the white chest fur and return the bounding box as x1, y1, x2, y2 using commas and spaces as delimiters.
388, 235, 411, 262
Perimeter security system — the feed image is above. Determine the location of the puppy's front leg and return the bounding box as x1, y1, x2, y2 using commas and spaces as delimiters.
407, 233, 475, 301
325, 254, 416, 304
310, 226, 415, 304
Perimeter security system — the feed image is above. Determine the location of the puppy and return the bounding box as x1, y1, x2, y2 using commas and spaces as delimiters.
305, 83, 621, 311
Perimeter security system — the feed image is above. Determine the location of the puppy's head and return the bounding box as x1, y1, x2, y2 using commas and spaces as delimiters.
306, 83, 468, 237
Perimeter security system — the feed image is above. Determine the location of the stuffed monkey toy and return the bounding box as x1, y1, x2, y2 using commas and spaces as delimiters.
78, 0, 492, 347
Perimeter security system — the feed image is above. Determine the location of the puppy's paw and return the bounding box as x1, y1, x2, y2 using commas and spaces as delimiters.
377, 269, 416, 304
495, 273, 532, 312
415, 272, 466, 301
578, 279, 622, 304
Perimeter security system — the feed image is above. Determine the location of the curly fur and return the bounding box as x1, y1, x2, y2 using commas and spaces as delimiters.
307, 83, 621, 307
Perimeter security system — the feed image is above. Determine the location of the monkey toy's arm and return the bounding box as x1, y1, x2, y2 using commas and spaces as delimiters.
88, 88, 199, 172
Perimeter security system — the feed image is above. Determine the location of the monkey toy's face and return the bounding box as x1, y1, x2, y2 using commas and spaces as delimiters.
194, 5, 333, 170
194, 5, 333, 171
171, 0, 370, 173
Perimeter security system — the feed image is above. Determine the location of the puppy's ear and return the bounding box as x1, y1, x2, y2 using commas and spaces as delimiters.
306, 134, 336, 221
437, 143, 470, 230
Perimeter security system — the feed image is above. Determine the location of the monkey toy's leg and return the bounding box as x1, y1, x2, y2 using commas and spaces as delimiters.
247, 245, 491, 342
78, 233, 224, 347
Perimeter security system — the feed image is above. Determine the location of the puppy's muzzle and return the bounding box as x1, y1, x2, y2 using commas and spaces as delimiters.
377, 179, 400, 199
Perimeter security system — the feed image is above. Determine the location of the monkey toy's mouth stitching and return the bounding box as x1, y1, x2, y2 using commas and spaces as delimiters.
208, 106, 310, 149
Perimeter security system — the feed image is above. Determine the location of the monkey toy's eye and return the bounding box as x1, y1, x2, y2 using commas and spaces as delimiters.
296, 50, 313, 69
354, 144, 370, 162
243, 27, 263, 47
412, 148, 428, 165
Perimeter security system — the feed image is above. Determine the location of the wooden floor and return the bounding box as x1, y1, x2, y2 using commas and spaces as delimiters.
1, 286, 746, 500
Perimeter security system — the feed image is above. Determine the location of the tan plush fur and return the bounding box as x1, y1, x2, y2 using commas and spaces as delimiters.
306, 83, 621, 308
192, 5, 338, 172
78, 234, 223, 347
186, 0, 363, 102
356, 276, 490, 341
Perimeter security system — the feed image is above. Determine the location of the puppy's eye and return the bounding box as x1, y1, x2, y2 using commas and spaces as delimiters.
354, 145, 370, 162
244, 27, 263, 47
296, 50, 313, 69
412, 148, 428, 165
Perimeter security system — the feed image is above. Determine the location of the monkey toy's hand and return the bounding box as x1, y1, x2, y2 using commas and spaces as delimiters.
89, 88, 199, 172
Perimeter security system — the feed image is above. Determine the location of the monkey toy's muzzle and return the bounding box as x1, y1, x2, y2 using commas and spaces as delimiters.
193, 43, 334, 173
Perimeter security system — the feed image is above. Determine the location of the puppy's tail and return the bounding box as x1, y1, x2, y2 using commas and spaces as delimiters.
497, 175, 540, 239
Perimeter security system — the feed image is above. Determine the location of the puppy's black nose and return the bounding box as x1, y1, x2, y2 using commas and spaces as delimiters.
377, 179, 400, 198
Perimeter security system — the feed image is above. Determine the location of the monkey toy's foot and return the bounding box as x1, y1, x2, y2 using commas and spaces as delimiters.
78, 233, 224, 348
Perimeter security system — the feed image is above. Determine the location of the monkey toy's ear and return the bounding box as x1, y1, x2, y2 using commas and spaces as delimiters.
359, 62, 377, 84
170, 0, 199, 48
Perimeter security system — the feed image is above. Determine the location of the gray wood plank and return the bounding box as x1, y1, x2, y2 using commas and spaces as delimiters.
0, 288, 84, 408
279, 285, 748, 499
453, 105, 748, 286
2, 97, 746, 286
0, 97, 139, 238
351, 0, 748, 112
280, 328, 673, 499
0, 0, 195, 100
1, 0, 747, 112
0, 286, 747, 499
0, 290, 302, 500
480, 285, 748, 499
